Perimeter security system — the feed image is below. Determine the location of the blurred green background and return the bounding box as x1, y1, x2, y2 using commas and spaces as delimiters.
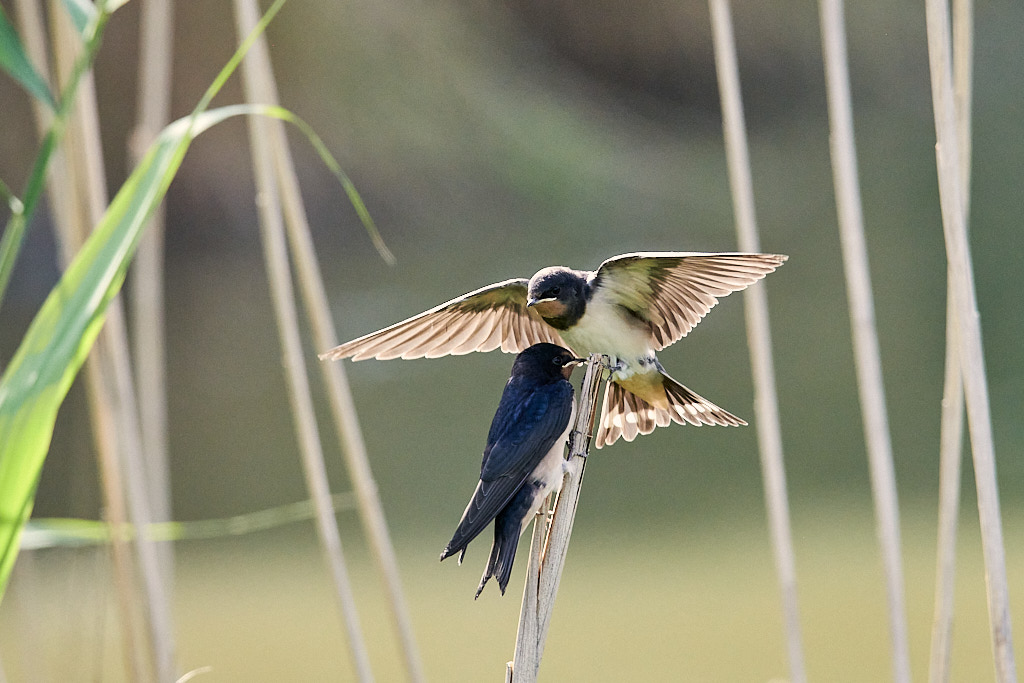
1, 0, 1022, 680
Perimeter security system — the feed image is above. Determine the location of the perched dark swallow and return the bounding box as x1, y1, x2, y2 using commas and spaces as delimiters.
321, 252, 786, 447
440, 343, 581, 598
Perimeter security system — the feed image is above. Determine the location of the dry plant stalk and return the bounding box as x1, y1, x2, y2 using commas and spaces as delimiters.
17, 3, 175, 680
506, 354, 605, 683
924, 0, 1017, 679
234, 3, 379, 679
819, 1, 911, 680
928, 2, 973, 681
707, 1, 806, 680
238, 89, 374, 683
233, 0, 426, 679
129, 0, 176, 600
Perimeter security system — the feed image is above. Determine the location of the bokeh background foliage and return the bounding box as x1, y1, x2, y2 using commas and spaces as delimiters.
1, 0, 1022, 680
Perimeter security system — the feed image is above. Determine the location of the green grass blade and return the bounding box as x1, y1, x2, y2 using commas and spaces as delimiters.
59, 0, 98, 38
0, 0, 388, 603
0, 5, 57, 109
0, 0, 290, 318
20, 492, 357, 548
0, 127, 188, 600
279, 110, 395, 264
0, 131, 60, 314
0, 102, 288, 600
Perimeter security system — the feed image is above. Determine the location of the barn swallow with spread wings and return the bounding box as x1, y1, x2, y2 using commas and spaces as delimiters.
440, 343, 581, 597
320, 252, 787, 447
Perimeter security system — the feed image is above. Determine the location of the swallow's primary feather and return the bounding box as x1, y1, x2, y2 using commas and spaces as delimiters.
321, 252, 786, 446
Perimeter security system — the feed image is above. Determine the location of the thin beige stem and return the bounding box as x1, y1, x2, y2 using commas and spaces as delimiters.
707, 2, 806, 681
234, 6, 375, 679
952, 0, 973, 196
231, 1, 424, 679
928, 2, 973, 681
18, 3, 170, 680
819, 2, 911, 681
9, 553, 45, 681
930, 302, 964, 683
925, 0, 1016, 679
509, 354, 604, 682
509, 505, 548, 683
129, 0, 176, 597
53, 5, 177, 679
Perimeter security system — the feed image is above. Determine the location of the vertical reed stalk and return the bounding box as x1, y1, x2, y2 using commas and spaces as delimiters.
924, 0, 1016, 679
232, 2, 424, 679
129, 0, 176, 598
17, 3, 162, 679
508, 354, 604, 682
9, 555, 42, 680
928, 2, 973, 681
234, 7, 374, 678
50, 6, 177, 680
819, 2, 911, 681
707, 2, 806, 680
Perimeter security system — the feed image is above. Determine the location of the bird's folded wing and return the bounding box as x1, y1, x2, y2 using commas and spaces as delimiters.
591, 252, 787, 351
444, 385, 573, 554
442, 476, 527, 559
319, 279, 566, 361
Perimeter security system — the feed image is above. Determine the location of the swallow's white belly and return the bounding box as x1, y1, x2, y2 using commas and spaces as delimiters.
558, 300, 657, 379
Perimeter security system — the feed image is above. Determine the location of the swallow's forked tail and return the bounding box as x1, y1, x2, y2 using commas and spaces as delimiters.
474, 524, 519, 599
595, 373, 746, 448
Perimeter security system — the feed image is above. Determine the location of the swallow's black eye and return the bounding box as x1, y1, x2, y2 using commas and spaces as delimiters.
550, 287, 560, 296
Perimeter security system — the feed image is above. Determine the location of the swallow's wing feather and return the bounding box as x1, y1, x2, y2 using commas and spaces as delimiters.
590, 252, 787, 351
595, 372, 745, 448
441, 381, 573, 559
480, 380, 573, 480
320, 279, 568, 361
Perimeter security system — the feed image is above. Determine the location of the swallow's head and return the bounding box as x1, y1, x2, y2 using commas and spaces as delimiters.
515, 343, 584, 381
526, 267, 587, 326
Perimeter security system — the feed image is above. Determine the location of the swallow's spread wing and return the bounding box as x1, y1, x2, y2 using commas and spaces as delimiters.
590, 252, 787, 351
442, 381, 573, 558
320, 279, 566, 361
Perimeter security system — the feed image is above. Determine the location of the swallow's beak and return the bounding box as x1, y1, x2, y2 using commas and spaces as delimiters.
527, 296, 555, 308
561, 356, 586, 379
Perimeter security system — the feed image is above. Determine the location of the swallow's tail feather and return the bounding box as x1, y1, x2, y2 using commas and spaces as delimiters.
595, 373, 746, 448
474, 514, 521, 599
439, 541, 463, 563
439, 542, 467, 565
474, 541, 499, 599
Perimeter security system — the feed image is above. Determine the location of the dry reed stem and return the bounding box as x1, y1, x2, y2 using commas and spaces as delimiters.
930, 301, 964, 683
819, 2, 912, 681
924, 0, 1016, 679
707, 2, 806, 680
508, 354, 604, 683
928, 2, 973, 681
231, 2, 425, 679
234, 5, 375, 679
54, 6, 177, 679
16, 3, 172, 679
129, 0, 175, 599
